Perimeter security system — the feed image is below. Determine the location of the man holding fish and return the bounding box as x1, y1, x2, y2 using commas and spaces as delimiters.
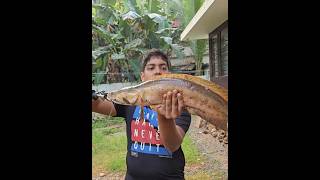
92, 50, 192, 180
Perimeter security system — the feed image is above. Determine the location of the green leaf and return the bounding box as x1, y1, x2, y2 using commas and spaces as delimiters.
124, 38, 143, 49
92, 24, 109, 35
122, 10, 141, 20
92, 7, 97, 16
111, 53, 125, 60
136, 0, 148, 14
123, 0, 139, 12
94, 71, 105, 85
155, 27, 177, 34
128, 58, 141, 80
160, 36, 172, 45
110, 33, 124, 40
92, 4, 107, 10
95, 58, 102, 68
92, 46, 111, 60
107, 16, 114, 24
101, 0, 117, 6
148, 0, 161, 14
94, 17, 108, 26
147, 13, 164, 24
149, 33, 160, 48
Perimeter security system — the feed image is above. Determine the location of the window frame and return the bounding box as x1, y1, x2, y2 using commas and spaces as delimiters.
209, 20, 228, 80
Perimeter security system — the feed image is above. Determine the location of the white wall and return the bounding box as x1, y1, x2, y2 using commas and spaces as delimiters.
92, 82, 138, 93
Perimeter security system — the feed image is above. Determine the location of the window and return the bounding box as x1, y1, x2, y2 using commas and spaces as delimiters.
209, 21, 228, 79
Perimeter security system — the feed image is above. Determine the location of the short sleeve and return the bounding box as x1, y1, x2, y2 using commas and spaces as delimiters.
113, 103, 127, 118
175, 110, 191, 133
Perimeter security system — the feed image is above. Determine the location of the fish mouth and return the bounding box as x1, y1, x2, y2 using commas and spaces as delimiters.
105, 92, 112, 101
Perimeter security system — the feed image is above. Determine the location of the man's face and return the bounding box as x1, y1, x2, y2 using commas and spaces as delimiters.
141, 56, 170, 81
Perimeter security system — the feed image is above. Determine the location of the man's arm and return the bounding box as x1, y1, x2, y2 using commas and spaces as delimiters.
157, 115, 186, 152
156, 90, 186, 152
92, 98, 117, 116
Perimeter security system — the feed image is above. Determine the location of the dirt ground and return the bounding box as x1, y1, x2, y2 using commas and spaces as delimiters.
93, 115, 228, 180
184, 115, 228, 179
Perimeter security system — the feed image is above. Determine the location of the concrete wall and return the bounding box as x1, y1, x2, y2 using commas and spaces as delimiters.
92, 82, 138, 93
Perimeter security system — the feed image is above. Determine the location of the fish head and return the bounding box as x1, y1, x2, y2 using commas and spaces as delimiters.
106, 89, 140, 106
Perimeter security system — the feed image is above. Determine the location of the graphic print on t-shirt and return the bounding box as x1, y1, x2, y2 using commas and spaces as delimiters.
130, 106, 172, 158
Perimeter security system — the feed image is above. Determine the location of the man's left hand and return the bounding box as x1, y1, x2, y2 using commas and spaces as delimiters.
155, 89, 184, 120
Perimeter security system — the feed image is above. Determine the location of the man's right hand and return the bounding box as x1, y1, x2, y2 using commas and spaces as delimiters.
92, 90, 99, 100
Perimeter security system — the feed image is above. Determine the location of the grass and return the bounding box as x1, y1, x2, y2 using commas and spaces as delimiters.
92, 116, 124, 128
181, 134, 203, 164
92, 116, 127, 176
92, 132, 127, 173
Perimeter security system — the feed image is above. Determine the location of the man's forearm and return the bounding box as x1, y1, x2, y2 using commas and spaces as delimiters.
92, 98, 117, 116
157, 114, 184, 152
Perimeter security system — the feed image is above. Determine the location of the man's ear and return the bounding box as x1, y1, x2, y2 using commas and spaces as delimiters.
140, 72, 145, 81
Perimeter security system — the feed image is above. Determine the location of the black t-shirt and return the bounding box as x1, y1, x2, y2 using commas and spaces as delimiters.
114, 103, 191, 180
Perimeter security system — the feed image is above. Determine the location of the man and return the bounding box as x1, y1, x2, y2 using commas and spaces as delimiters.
92, 50, 191, 180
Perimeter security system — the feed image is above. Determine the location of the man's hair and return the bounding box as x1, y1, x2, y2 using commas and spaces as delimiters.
141, 49, 171, 72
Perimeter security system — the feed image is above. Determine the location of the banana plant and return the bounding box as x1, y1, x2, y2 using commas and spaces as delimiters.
92, 0, 187, 83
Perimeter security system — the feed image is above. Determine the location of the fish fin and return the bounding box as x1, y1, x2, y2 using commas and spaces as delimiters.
150, 105, 156, 111
140, 96, 144, 121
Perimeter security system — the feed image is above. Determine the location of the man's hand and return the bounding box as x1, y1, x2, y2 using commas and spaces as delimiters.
92, 90, 99, 100
155, 89, 184, 120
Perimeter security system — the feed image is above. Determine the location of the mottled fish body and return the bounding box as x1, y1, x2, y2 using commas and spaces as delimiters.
107, 74, 228, 131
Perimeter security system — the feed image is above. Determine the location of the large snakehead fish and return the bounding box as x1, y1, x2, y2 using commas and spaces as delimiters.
106, 74, 228, 131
